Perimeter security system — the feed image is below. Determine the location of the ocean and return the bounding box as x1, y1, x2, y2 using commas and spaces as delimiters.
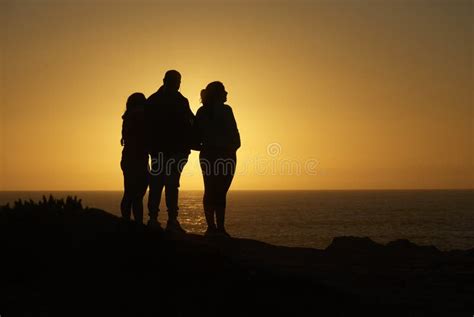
1, 190, 473, 251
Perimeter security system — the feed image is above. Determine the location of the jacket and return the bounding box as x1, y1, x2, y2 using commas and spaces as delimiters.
194, 103, 241, 152
121, 108, 148, 163
145, 86, 195, 154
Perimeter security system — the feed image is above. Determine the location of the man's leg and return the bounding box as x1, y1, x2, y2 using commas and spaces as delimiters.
165, 185, 179, 221
148, 153, 164, 225
164, 153, 188, 233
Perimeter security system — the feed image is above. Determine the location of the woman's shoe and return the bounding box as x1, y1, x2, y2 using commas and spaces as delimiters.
166, 219, 186, 234
216, 228, 231, 238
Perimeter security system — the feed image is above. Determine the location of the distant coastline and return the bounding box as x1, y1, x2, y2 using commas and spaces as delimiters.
2, 188, 473, 192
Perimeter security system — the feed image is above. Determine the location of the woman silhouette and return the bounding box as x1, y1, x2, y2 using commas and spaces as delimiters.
120, 92, 149, 224
194, 82, 240, 237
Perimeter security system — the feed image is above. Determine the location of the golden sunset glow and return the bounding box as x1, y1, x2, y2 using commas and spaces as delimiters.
1, 0, 472, 190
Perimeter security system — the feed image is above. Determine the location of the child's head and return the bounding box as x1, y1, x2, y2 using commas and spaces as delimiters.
126, 92, 146, 112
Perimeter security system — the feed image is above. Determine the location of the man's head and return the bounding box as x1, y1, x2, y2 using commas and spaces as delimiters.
163, 70, 181, 91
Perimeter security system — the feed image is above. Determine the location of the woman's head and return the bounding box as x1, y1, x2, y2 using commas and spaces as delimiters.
201, 81, 227, 106
126, 92, 146, 112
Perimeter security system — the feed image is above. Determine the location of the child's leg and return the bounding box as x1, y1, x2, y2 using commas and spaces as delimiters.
121, 183, 132, 221
131, 167, 148, 224
131, 198, 144, 224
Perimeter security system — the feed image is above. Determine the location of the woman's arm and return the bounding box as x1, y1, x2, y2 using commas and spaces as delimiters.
227, 106, 241, 151
121, 118, 127, 146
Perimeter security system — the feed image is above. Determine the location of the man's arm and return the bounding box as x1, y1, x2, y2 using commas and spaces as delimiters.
184, 99, 195, 124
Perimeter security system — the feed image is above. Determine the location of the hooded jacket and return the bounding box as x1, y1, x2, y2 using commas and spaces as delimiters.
121, 107, 148, 163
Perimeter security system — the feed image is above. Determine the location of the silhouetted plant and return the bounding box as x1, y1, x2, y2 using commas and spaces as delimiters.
1, 195, 86, 213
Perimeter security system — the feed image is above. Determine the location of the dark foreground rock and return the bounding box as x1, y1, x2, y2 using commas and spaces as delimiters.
1, 198, 473, 316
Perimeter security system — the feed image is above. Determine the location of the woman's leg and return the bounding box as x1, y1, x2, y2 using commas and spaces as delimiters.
201, 152, 217, 231
215, 153, 236, 232
215, 208, 225, 231
214, 181, 226, 231
203, 186, 216, 230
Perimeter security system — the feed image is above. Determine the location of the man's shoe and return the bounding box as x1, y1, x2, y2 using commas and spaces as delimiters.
166, 220, 187, 234
147, 218, 163, 232
204, 227, 218, 237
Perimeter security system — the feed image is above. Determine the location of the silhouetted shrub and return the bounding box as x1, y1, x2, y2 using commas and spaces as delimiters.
1, 195, 86, 213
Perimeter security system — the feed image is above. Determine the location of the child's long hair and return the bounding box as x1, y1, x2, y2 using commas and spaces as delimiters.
123, 92, 146, 118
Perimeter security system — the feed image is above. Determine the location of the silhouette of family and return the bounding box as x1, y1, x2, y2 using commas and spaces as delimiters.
120, 70, 240, 238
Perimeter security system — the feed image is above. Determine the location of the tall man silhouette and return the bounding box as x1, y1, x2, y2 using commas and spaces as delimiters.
146, 70, 194, 233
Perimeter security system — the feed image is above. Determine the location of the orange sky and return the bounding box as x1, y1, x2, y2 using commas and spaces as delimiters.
1, 0, 472, 190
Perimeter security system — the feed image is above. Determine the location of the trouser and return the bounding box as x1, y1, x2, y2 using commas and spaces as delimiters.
199, 150, 236, 229
120, 158, 149, 224
148, 152, 188, 220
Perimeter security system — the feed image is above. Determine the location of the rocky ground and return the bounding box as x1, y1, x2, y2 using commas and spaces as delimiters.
1, 197, 473, 316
